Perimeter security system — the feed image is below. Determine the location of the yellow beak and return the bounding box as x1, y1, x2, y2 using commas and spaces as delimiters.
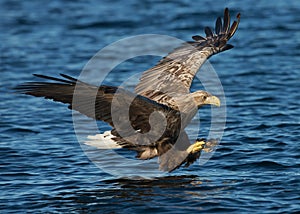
205, 96, 221, 107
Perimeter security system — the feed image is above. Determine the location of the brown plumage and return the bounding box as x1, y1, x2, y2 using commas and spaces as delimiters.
135, 8, 240, 111
15, 74, 218, 172
15, 8, 240, 172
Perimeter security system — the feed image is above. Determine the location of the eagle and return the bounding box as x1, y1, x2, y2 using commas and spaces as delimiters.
15, 8, 240, 172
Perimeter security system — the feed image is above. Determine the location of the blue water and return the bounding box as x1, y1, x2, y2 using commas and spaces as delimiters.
1, 0, 300, 213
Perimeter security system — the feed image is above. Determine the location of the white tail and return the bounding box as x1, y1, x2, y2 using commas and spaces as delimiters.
84, 130, 122, 149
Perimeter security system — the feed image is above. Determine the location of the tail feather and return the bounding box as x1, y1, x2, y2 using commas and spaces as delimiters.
84, 131, 122, 149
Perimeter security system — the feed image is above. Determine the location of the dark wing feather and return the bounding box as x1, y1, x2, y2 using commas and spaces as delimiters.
135, 8, 240, 106
215, 17, 222, 34
223, 7, 230, 33
228, 13, 241, 39
192, 35, 206, 41
15, 74, 113, 124
204, 26, 213, 38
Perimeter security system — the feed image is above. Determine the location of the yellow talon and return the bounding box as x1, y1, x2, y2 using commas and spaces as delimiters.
193, 140, 206, 153
187, 140, 206, 154
195, 140, 206, 146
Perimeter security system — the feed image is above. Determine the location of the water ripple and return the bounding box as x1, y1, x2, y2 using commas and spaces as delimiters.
1, 0, 300, 213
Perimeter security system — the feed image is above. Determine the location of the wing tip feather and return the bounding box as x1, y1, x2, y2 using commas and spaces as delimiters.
192, 7, 240, 43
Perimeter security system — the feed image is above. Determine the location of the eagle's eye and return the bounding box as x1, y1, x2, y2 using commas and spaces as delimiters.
203, 96, 207, 100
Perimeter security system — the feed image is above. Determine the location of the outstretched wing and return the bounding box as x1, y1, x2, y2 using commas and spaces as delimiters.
15, 73, 115, 125
15, 74, 180, 130
15, 74, 182, 146
135, 8, 240, 104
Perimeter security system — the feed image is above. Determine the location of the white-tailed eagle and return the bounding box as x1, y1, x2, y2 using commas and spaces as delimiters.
15, 8, 240, 172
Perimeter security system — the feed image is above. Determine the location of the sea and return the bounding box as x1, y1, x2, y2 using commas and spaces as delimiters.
1, 0, 299, 213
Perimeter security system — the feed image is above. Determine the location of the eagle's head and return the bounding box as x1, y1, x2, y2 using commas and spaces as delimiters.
191, 90, 220, 108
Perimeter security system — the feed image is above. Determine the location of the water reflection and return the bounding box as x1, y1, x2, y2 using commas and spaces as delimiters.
103, 175, 199, 188
53, 175, 233, 212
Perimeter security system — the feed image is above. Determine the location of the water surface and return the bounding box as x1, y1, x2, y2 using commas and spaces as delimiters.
1, 0, 299, 213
